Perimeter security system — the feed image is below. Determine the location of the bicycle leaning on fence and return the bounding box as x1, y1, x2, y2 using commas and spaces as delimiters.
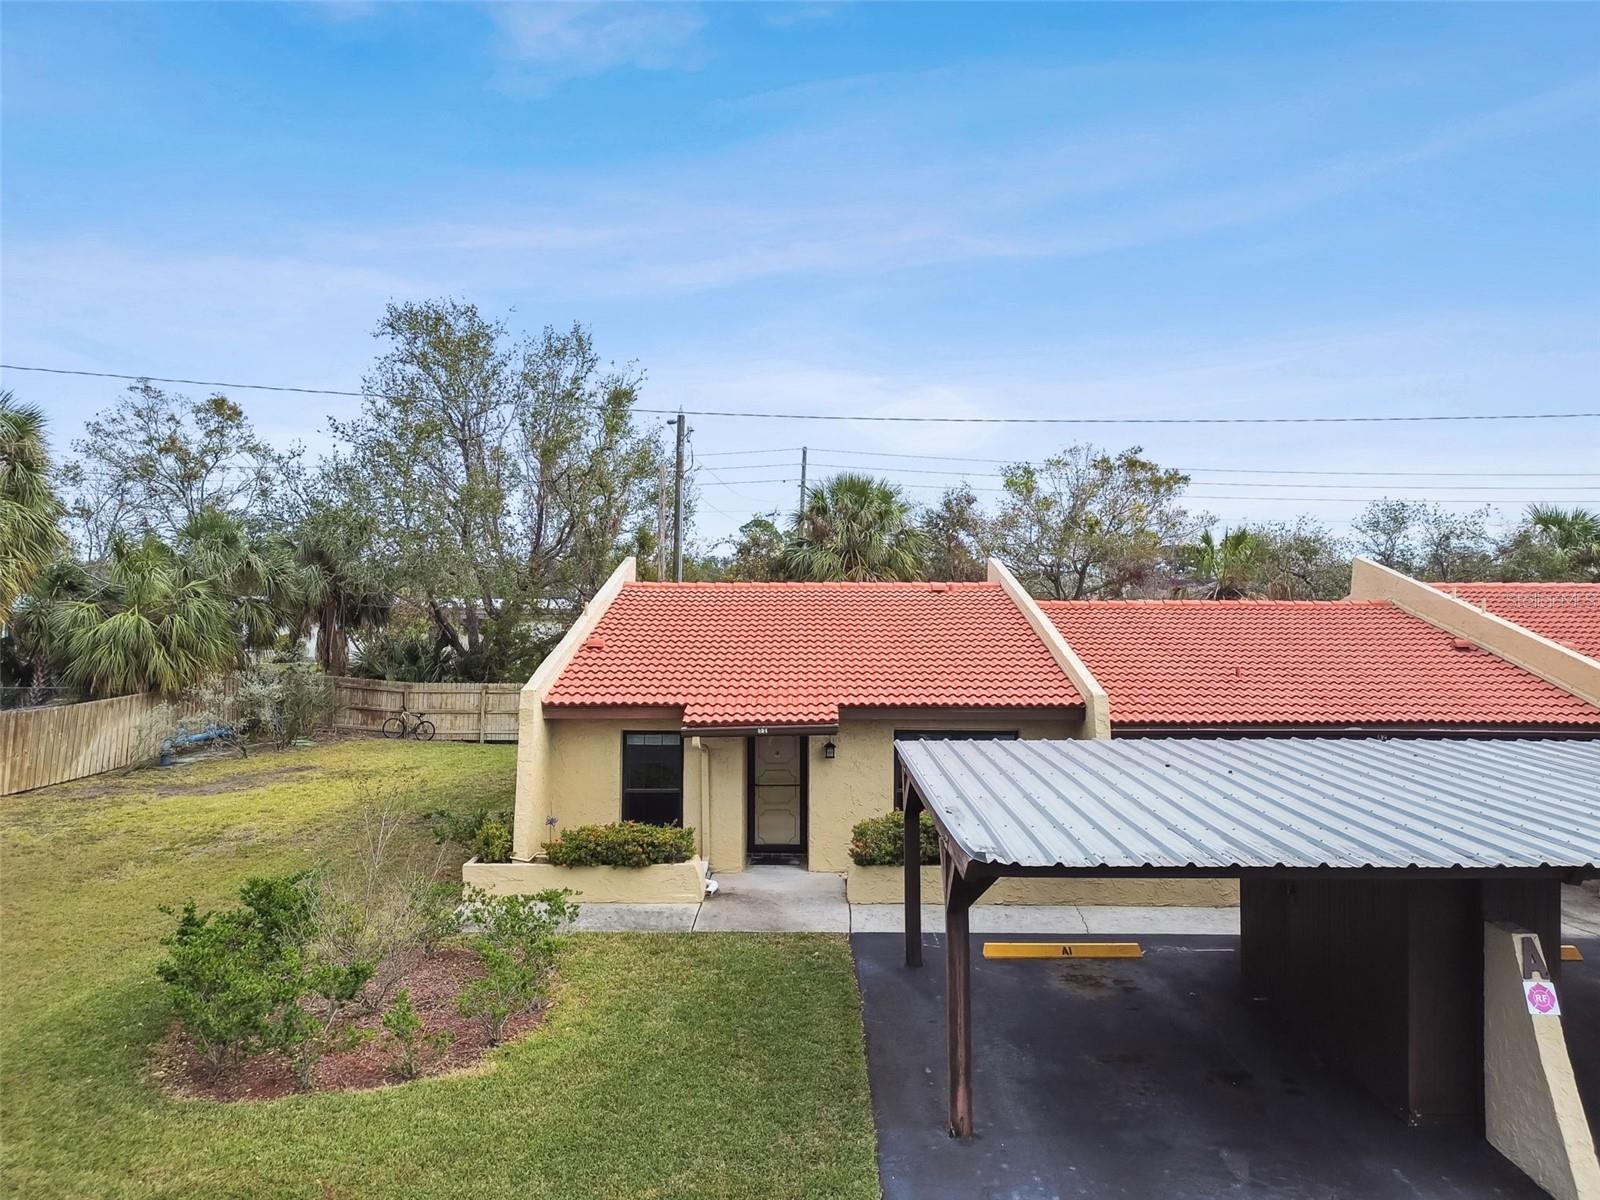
381, 707, 436, 741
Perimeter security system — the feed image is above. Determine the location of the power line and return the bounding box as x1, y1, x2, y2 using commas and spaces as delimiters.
792, 446, 1600, 477
6, 362, 1597, 425
696, 474, 1593, 502
793, 461, 1600, 491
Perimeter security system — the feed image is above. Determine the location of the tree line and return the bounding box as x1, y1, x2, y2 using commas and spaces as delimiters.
704, 452, 1598, 599
3, 299, 1596, 700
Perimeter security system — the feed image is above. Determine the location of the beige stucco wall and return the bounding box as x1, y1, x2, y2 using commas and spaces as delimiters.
464, 857, 708, 903
532, 712, 1082, 877
700, 735, 747, 873
807, 714, 1082, 873
1483, 922, 1600, 1200
539, 719, 750, 874
512, 558, 635, 861
847, 864, 1239, 906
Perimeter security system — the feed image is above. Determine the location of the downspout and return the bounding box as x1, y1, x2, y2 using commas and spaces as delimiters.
694, 736, 712, 867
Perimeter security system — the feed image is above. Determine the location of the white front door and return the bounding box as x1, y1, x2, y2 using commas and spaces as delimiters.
751, 735, 804, 853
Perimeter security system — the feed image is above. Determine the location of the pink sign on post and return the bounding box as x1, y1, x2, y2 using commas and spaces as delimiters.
1524, 980, 1561, 1017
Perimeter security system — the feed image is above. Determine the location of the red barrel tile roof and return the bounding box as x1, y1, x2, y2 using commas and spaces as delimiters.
1040, 599, 1600, 728
1432, 582, 1600, 661
543, 582, 1084, 728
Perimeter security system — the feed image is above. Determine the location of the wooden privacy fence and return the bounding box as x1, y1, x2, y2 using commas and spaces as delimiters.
0, 692, 160, 796
328, 678, 521, 743
0, 677, 522, 795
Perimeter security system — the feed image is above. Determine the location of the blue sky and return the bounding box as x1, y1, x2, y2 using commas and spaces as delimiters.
3, 2, 1598, 545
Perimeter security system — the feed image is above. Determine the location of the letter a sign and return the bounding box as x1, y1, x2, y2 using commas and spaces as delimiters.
1518, 934, 1561, 1017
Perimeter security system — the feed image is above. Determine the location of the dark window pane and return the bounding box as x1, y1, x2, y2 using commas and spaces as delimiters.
622, 733, 683, 826
623, 790, 683, 826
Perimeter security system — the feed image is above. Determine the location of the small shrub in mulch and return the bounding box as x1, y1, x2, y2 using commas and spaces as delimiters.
152, 947, 549, 1102
150, 789, 576, 1103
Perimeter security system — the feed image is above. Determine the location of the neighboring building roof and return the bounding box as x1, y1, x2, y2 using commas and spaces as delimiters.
1039, 599, 1600, 728
1431, 582, 1600, 661
543, 582, 1084, 729
896, 737, 1600, 871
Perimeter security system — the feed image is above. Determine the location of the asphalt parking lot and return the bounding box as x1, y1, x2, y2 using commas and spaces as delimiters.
854, 932, 1599, 1200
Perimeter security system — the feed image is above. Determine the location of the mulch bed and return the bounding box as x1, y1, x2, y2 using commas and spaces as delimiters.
153, 947, 549, 1102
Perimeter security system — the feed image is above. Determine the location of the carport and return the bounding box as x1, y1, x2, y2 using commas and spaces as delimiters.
895, 737, 1600, 1191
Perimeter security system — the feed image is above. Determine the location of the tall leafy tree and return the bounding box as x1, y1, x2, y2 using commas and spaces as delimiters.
1241, 518, 1351, 599
48, 533, 236, 696
1353, 499, 1494, 581
783, 473, 927, 582
330, 301, 666, 667
917, 486, 989, 582
177, 509, 302, 659
0, 392, 68, 623
720, 514, 788, 581
62, 382, 295, 556
991, 444, 1194, 599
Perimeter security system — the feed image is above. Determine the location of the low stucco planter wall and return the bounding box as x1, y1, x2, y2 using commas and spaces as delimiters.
463, 857, 709, 903
847, 864, 1239, 907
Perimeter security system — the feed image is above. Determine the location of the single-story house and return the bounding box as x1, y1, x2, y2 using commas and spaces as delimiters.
487, 555, 1600, 902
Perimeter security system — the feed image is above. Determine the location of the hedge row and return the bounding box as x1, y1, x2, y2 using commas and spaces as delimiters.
545, 822, 696, 868
848, 811, 939, 867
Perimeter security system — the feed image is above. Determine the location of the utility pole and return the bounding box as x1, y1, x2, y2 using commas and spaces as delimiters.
654, 462, 670, 579
797, 446, 808, 521
672, 413, 686, 582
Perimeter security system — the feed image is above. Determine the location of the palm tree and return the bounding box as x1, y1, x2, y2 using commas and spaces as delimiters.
7, 557, 91, 703
0, 392, 68, 622
287, 509, 392, 677
50, 533, 236, 696
1184, 528, 1258, 599
1527, 505, 1600, 580
177, 509, 301, 658
782, 473, 928, 582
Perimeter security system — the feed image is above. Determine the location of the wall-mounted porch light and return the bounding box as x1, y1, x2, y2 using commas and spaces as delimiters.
823, 739, 837, 760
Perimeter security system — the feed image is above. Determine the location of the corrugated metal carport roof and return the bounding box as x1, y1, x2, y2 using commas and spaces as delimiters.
895, 737, 1600, 872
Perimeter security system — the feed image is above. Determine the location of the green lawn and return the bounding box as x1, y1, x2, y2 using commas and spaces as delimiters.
0, 740, 880, 1199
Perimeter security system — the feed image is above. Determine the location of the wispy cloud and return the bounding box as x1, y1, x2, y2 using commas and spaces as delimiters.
489, 2, 707, 89
290, 69, 1600, 304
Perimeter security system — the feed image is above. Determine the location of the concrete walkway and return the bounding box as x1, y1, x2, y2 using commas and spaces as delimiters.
569, 865, 1241, 935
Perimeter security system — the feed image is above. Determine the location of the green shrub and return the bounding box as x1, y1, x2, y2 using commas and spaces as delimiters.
272, 956, 374, 1091
848, 811, 939, 867
545, 822, 695, 868
457, 886, 578, 1044
234, 664, 334, 749
426, 807, 514, 864
381, 988, 454, 1081
154, 872, 314, 1073
156, 869, 374, 1089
